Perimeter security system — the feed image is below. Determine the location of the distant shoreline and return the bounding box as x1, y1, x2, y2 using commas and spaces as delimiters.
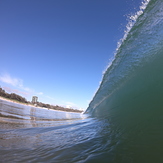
0, 96, 83, 113
0, 96, 34, 107
0, 87, 83, 113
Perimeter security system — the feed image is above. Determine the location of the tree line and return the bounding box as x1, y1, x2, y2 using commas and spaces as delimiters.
0, 87, 28, 103
0, 87, 82, 113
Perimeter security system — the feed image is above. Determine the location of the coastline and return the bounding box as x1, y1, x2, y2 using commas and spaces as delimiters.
0, 96, 83, 113
0, 96, 34, 107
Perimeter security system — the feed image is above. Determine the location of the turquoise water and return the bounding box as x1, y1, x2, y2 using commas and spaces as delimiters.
86, 0, 163, 117
1, 0, 163, 162
85, 0, 163, 162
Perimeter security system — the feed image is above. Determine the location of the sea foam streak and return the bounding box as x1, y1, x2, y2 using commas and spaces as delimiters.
85, 0, 163, 123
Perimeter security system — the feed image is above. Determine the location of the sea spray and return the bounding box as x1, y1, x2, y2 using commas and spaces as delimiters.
84, 2, 163, 162
1, 1, 163, 163
85, 1, 151, 115
85, 0, 163, 117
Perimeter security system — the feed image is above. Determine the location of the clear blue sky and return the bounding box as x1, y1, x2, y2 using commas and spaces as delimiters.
0, 0, 142, 110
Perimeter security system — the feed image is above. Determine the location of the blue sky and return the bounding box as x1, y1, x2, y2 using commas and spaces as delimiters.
0, 0, 142, 110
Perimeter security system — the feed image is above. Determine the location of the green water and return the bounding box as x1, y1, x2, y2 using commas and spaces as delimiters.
1, 0, 163, 162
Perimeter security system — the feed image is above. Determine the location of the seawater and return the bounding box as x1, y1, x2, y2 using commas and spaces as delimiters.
1, 0, 163, 162
85, 0, 163, 162
0, 100, 114, 163
1, 99, 163, 163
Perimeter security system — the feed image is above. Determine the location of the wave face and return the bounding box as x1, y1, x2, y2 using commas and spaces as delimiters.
86, 0, 163, 124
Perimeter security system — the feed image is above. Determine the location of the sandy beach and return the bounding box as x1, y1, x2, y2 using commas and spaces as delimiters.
0, 96, 83, 113
0, 96, 33, 106
0, 96, 51, 112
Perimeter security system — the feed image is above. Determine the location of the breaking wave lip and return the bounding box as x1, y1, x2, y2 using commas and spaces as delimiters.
116, 0, 150, 52
85, 0, 163, 118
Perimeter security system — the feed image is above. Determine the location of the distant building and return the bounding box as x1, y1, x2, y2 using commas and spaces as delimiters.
32, 96, 38, 104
